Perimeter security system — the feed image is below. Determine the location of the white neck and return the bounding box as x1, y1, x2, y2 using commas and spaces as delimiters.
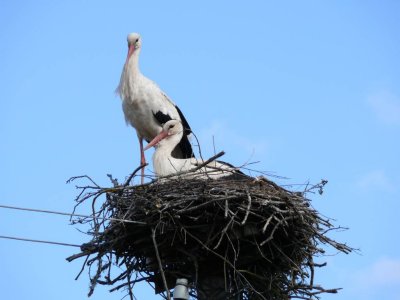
126, 51, 141, 76
117, 50, 141, 97
152, 132, 188, 177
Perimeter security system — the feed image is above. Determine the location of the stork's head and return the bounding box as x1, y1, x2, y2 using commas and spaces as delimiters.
125, 32, 141, 64
144, 120, 184, 150
162, 120, 184, 137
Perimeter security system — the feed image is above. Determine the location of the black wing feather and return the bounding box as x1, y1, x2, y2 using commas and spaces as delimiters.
153, 111, 173, 125
174, 105, 195, 158
175, 105, 192, 135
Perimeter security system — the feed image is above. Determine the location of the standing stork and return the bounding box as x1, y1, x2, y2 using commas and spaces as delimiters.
116, 33, 194, 184
144, 120, 244, 180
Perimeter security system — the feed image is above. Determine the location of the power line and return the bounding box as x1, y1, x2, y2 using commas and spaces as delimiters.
0, 235, 80, 248
0, 203, 146, 249
0, 204, 145, 224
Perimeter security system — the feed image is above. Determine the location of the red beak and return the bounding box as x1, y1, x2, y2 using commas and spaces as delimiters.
125, 44, 135, 65
144, 130, 169, 151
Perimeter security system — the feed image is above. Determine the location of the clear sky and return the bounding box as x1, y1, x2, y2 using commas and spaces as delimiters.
1, 1, 399, 299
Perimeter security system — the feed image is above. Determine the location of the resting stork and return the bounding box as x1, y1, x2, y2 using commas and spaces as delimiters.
116, 33, 194, 184
144, 120, 243, 179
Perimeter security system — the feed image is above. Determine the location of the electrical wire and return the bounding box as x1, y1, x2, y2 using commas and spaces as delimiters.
0, 203, 144, 248
0, 204, 145, 224
0, 235, 80, 247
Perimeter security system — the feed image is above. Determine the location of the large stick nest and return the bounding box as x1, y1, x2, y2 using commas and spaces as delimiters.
67, 170, 352, 300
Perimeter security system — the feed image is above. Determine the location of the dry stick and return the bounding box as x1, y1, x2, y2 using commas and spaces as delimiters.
260, 216, 296, 246
151, 228, 171, 300
92, 192, 104, 237
223, 190, 230, 218
109, 276, 151, 292
223, 247, 228, 294
241, 188, 252, 225
185, 150, 226, 171
70, 185, 108, 221
124, 163, 148, 187
213, 213, 237, 250
189, 130, 206, 164
66, 250, 96, 262
125, 262, 134, 300
176, 196, 237, 214
212, 135, 216, 156
88, 254, 103, 297
75, 255, 90, 280
260, 219, 283, 246
271, 240, 302, 273
308, 259, 315, 289
67, 175, 101, 188
262, 215, 274, 233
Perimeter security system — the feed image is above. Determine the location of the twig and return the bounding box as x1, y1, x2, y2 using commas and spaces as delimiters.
241, 189, 252, 225
125, 262, 134, 300
124, 163, 148, 187
214, 213, 237, 249
262, 215, 274, 233
67, 175, 101, 188
66, 250, 95, 262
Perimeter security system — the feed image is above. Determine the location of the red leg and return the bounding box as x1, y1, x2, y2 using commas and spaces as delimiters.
139, 137, 146, 184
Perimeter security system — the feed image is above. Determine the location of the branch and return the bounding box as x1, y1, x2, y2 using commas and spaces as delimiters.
124, 163, 148, 187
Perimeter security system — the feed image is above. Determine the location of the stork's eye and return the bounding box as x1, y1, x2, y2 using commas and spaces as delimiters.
169, 124, 175, 129
136, 38, 139, 43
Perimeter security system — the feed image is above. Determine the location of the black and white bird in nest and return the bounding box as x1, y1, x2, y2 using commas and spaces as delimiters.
144, 119, 245, 180
116, 33, 194, 184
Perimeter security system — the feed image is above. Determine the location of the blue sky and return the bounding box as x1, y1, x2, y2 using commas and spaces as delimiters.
1, 1, 399, 299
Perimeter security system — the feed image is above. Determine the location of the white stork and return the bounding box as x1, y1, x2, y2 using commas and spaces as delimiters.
144, 120, 243, 179
116, 33, 194, 183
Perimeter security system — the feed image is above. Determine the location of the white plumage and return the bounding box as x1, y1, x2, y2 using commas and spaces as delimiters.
116, 33, 193, 183
144, 120, 242, 179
